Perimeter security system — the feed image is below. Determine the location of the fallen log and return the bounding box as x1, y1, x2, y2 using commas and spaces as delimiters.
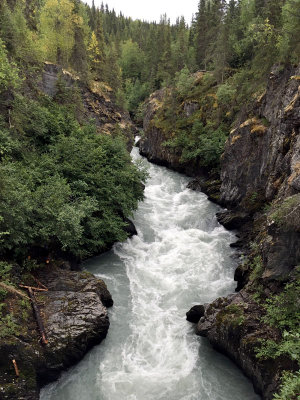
26, 287, 48, 345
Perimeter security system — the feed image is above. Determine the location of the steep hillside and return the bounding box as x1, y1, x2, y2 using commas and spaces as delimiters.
41, 62, 137, 150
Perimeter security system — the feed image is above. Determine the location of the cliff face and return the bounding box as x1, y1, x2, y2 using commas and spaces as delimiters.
141, 65, 300, 399
41, 62, 137, 150
220, 64, 300, 208
139, 89, 182, 168
139, 89, 201, 176
195, 67, 300, 399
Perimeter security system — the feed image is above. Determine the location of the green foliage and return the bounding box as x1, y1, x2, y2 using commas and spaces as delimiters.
120, 40, 145, 81
217, 303, 245, 327
256, 274, 300, 366
216, 83, 236, 106
0, 39, 20, 93
278, 0, 300, 63
0, 96, 146, 260
263, 278, 300, 333
0, 261, 13, 282
166, 121, 227, 168
0, 314, 18, 339
124, 79, 150, 115
249, 255, 263, 281
175, 66, 194, 97
38, 0, 76, 66
271, 194, 300, 232
273, 371, 300, 400
0, 126, 20, 159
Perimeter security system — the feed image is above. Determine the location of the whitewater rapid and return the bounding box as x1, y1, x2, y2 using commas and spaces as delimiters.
40, 147, 259, 400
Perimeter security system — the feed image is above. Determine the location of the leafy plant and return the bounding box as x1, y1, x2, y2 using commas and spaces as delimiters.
273, 371, 300, 400
256, 273, 300, 365
271, 194, 300, 232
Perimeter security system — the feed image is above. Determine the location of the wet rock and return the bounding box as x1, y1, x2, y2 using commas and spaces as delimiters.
139, 89, 201, 177
187, 178, 202, 191
0, 266, 113, 399
230, 239, 244, 248
123, 217, 138, 238
261, 224, 300, 280
195, 291, 292, 399
135, 137, 141, 148
187, 176, 222, 204
37, 290, 109, 385
220, 64, 300, 208
36, 266, 113, 308
234, 263, 251, 292
216, 210, 251, 230
186, 305, 205, 323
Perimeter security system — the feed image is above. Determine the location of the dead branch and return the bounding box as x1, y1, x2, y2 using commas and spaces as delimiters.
0, 282, 30, 300
12, 359, 19, 377
31, 275, 48, 290
19, 285, 48, 292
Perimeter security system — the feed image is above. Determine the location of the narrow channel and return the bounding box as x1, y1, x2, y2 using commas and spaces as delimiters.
40, 147, 260, 400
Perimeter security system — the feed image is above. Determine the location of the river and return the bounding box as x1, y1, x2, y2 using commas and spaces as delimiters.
40, 146, 260, 400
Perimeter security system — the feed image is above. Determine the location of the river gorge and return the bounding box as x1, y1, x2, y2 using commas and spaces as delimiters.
40, 147, 259, 400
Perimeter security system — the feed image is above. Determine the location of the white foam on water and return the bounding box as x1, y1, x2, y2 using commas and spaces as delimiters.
40, 147, 260, 400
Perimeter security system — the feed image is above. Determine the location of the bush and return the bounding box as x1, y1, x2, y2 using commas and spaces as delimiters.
167, 120, 227, 168
175, 66, 194, 97
0, 97, 146, 260
216, 83, 236, 105
271, 194, 300, 232
0, 38, 20, 94
274, 371, 300, 400
256, 272, 300, 366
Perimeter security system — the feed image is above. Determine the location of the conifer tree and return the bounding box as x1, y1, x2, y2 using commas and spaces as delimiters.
71, 0, 89, 77
94, 9, 106, 75
194, 0, 208, 69
156, 15, 172, 86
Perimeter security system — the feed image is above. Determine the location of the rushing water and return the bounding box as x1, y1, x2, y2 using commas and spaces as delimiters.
40, 147, 260, 400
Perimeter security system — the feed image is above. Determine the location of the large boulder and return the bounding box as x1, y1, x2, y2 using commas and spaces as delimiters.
186, 305, 205, 323
0, 266, 113, 399
37, 289, 109, 385
216, 210, 251, 230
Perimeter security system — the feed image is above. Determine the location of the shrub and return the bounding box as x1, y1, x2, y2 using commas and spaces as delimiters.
256, 272, 300, 366
174, 121, 228, 168
216, 83, 236, 106
274, 371, 300, 400
0, 97, 146, 260
271, 194, 300, 232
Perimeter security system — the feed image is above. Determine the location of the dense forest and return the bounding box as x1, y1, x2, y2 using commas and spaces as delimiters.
0, 0, 299, 398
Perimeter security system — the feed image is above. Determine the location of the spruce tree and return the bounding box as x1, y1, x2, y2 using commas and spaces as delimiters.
194, 0, 208, 69
71, 0, 89, 77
